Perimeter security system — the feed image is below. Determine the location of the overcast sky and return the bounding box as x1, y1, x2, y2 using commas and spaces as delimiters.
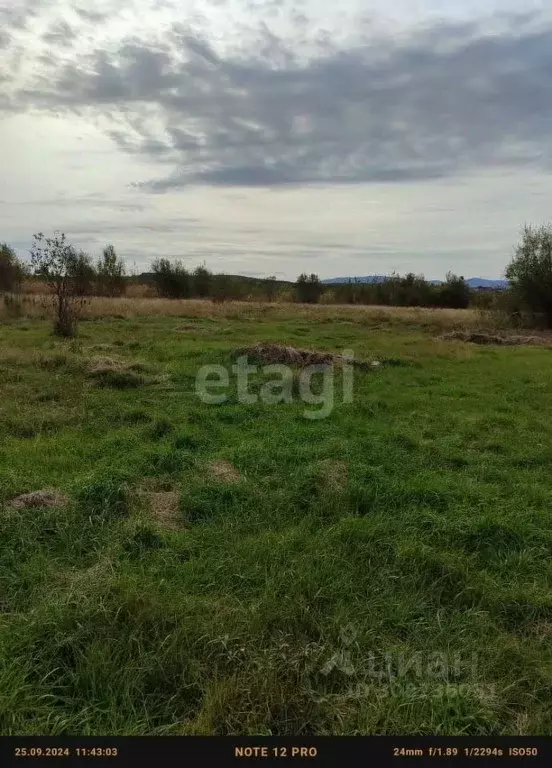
1, 0, 551, 279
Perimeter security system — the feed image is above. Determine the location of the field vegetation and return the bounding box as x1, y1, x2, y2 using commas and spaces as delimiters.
0, 301, 551, 735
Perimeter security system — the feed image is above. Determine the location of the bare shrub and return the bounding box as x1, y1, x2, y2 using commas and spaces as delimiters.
30, 232, 88, 337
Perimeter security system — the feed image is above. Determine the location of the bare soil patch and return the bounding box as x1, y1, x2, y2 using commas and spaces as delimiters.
10, 489, 69, 510
208, 460, 242, 483
319, 459, 348, 490
136, 490, 183, 530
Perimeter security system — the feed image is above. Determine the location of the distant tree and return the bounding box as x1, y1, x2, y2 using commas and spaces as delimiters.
264, 275, 278, 302
295, 273, 323, 304
97, 244, 126, 297
506, 224, 552, 326
0, 242, 25, 293
151, 258, 191, 298
30, 232, 86, 337
211, 274, 243, 303
437, 272, 471, 309
72, 251, 96, 296
192, 264, 212, 298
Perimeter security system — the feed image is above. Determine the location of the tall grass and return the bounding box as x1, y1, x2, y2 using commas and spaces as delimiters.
3, 294, 489, 331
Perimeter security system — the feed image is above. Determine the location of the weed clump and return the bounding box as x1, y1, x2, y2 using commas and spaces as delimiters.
76, 475, 129, 519
86, 357, 150, 389
143, 449, 194, 476
146, 419, 173, 441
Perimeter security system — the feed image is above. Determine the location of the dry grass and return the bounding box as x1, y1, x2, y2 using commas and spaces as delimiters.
136, 490, 183, 530
2, 294, 488, 331
10, 489, 69, 509
318, 459, 348, 491
234, 342, 368, 368
86, 356, 146, 376
21, 280, 54, 296
125, 283, 158, 299
85, 356, 153, 389
208, 460, 242, 483
442, 330, 552, 346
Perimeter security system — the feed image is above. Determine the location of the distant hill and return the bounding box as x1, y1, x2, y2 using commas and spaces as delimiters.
132, 272, 293, 286
465, 278, 509, 289
322, 276, 509, 289
322, 275, 388, 285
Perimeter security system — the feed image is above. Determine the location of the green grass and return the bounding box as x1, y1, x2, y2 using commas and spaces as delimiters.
0, 311, 551, 735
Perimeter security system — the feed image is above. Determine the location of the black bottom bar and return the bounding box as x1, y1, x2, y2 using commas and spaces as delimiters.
1, 737, 551, 767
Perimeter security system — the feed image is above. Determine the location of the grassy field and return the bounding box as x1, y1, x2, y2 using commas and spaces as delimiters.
0, 303, 551, 735
4, 294, 487, 329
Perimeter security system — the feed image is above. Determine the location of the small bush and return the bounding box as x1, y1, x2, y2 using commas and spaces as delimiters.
30, 232, 88, 338
506, 223, 552, 327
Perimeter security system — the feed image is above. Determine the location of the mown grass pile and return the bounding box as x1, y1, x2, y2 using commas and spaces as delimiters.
0, 305, 551, 735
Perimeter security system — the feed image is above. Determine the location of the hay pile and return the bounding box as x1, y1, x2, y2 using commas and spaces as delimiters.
87, 356, 147, 375
441, 331, 546, 346
86, 356, 157, 389
233, 343, 373, 369
136, 490, 183, 530
10, 490, 69, 510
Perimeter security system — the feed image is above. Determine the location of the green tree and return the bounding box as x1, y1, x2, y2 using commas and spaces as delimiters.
437, 272, 471, 309
0, 243, 25, 293
192, 264, 212, 298
30, 232, 85, 337
506, 224, 552, 326
295, 273, 323, 304
97, 244, 126, 297
264, 275, 278, 302
73, 251, 96, 296
151, 259, 191, 298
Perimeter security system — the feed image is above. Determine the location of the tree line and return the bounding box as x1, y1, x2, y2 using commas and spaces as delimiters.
0, 239, 474, 310
295, 271, 471, 308
1, 238, 126, 297
1, 224, 552, 335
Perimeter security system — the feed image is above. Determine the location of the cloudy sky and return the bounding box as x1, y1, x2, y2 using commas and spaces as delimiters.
1, 0, 551, 279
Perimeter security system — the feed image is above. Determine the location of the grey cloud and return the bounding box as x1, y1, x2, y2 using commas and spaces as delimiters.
64, 216, 205, 238
73, 8, 108, 24
4, 12, 552, 188
172, 29, 221, 66
42, 20, 77, 47
4, 196, 147, 213
0, 0, 55, 32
